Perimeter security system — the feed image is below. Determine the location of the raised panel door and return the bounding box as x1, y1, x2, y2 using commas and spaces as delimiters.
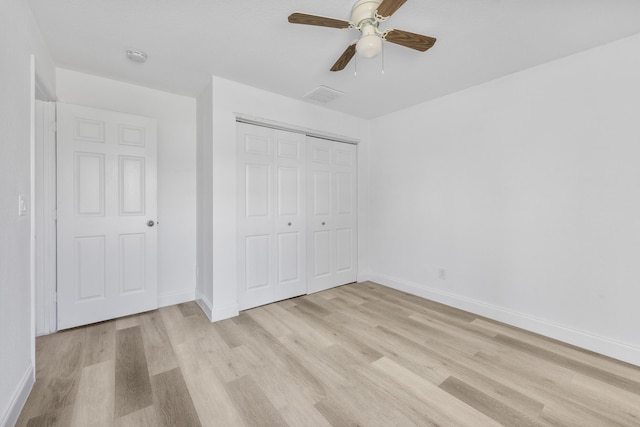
307, 137, 357, 293
237, 125, 274, 309
57, 103, 158, 330
274, 130, 306, 301
237, 124, 306, 310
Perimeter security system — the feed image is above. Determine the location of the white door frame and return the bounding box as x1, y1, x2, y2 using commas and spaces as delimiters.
31, 56, 58, 345
34, 99, 58, 336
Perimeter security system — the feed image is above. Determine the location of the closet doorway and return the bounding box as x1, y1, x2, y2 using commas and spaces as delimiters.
236, 122, 357, 310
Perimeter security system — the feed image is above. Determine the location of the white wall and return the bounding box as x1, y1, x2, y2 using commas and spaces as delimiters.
368, 33, 640, 366
0, 0, 55, 425
56, 69, 197, 307
195, 79, 214, 317
197, 75, 370, 321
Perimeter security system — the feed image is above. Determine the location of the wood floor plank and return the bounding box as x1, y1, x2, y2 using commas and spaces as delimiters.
115, 406, 159, 427
23, 405, 74, 427
17, 328, 84, 424
115, 314, 141, 331
372, 323, 548, 419
174, 339, 246, 427
192, 337, 255, 383
225, 375, 289, 427
539, 400, 632, 427
316, 346, 426, 427
139, 310, 179, 376
328, 287, 369, 306
277, 335, 351, 392
371, 356, 503, 427
213, 317, 252, 348
472, 349, 640, 425
263, 303, 338, 350
151, 368, 202, 427
115, 326, 153, 417
246, 357, 333, 427
159, 304, 212, 346
70, 360, 115, 427
82, 320, 116, 367
353, 302, 482, 358
233, 312, 328, 398
314, 397, 362, 427
178, 301, 203, 318
494, 333, 640, 394
245, 305, 293, 339
286, 305, 384, 363
439, 376, 542, 427
290, 296, 332, 317
473, 316, 640, 382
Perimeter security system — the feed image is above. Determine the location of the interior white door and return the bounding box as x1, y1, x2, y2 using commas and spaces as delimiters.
307, 137, 358, 293
237, 123, 307, 310
57, 103, 158, 330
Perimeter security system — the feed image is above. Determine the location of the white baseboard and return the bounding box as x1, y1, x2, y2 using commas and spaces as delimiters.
211, 303, 239, 322
158, 288, 196, 308
195, 289, 213, 321
357, 272, 374, 283
194, 289, 238, 323
1, 364, 34, 427
367, 272, 640, 367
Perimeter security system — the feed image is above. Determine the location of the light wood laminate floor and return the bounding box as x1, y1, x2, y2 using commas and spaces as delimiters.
17, 281, 640, 426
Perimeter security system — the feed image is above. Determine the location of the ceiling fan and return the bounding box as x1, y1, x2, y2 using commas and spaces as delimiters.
288, 0, 436, 72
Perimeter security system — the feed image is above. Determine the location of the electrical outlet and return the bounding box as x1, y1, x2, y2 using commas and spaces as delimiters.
438, 268, 446, 280
18, 195, 27, 217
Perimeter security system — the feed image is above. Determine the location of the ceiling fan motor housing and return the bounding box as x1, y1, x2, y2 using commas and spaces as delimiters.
351, 0, 382, 27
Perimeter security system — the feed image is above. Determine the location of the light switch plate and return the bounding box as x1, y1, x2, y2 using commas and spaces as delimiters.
18, 195, 27, 216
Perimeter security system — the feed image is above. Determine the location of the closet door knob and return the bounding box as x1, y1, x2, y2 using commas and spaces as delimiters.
322, 222, 325, 226
288, 222, 292, 226
147, 220, 155, 227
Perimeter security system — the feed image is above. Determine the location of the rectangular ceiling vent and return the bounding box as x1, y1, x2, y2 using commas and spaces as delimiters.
303, 86, 346, 104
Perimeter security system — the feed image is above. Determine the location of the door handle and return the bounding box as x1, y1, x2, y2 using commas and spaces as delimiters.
147, 220, 155, 227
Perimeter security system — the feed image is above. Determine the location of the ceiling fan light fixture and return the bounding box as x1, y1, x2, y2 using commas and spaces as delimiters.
356, 33, 382, 58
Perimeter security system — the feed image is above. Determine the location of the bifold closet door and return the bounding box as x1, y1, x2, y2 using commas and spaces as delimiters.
307, 137, 358, 293
237, 123, 307, 310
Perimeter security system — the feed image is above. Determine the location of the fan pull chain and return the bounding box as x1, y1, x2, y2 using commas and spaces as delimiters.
354, 54, 358, 77
381, 42, 385, 75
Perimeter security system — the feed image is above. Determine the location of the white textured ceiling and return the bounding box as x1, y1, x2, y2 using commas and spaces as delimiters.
27, 0, 640, 119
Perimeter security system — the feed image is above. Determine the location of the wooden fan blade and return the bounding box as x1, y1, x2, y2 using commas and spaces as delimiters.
330, 44, 356, 72
376, 0, 408, 19
384, 29, 436, 52
288, 12, 351, 29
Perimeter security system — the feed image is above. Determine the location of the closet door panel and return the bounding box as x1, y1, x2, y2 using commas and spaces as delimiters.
333, 143, 358, 285
237, 124, 275, 309
307, 137, 357, 293
238, 124, 306, 309
273, 130, 307, 301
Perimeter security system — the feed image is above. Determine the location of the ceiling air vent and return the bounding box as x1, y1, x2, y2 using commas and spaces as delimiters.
303, 86, 345, 104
